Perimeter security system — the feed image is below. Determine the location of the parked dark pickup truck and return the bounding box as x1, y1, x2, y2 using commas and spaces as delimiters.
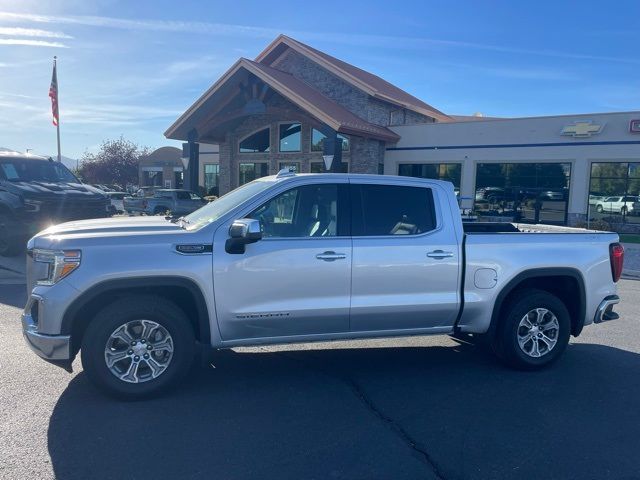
0, 151, 109, 256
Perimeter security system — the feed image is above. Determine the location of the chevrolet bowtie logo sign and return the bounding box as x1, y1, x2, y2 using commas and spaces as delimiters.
560, 121, 604, 138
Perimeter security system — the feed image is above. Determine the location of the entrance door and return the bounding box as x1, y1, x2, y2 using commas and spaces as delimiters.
349, 181, 461, 332
213, 181, 351, 341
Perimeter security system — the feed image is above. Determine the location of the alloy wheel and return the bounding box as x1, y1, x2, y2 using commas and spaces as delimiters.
104, 319, 174, 383
516, 308, 559, 358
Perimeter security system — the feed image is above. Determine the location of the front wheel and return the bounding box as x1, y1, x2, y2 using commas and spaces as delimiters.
81, 295, 196, 399
596, 204, 603, 213
493, 289, 570, 370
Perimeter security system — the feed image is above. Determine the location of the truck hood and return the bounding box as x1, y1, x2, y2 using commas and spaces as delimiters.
6, 180, 105, 198
33, 216, 183, 240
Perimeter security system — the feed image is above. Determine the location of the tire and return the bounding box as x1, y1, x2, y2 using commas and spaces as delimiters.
596, 205, 603, 213
621, 206, 628, 215
0, 212, 23, 257
493, 288, 570, 370
81, 295, 196, 400
154, 206, 167, 215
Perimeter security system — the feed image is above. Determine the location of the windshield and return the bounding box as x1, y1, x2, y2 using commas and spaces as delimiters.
0, 159, 79, 183
184, 179, 275, 230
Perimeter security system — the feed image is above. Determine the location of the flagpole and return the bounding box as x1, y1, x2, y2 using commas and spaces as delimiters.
54, 56, 61, 162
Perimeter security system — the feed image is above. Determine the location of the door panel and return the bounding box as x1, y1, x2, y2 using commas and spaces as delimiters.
213, 181, 351, 341
213, 237, 351, 340
350, 182, 460, 332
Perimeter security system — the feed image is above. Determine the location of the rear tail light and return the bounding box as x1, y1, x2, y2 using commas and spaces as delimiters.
610, 243, 624, 283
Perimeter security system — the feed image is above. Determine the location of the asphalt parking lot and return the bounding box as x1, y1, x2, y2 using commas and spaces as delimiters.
1, 272, 639, 479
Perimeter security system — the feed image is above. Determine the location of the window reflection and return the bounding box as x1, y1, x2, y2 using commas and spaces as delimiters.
239, 128, 270, 153
474, 163, 571, 225
279, 123, 301, 152
311, 129, 349, 152
398, 163, 461, 188
589, 162, 640, 224
239, 163, 269, 185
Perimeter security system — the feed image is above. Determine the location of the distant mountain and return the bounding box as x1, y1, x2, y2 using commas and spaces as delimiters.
0, 147, 79, 171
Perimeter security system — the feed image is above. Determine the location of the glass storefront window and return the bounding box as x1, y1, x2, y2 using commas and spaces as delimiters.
239, 128, 270, 153
474, 163, 571, 225
311, 129, 349, 152
279, 123, 301, 152
239, 163, 269, 185
589, 162, 640, 224
398, 163, 462, 188
204, 164, 219, 196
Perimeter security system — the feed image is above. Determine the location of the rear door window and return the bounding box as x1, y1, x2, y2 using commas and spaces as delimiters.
351, 184, 436, 236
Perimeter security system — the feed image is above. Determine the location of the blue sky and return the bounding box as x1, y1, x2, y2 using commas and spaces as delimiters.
0, 0, 639, 160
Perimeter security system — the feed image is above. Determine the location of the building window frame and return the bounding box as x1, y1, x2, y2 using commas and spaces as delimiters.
278, 121, 302, 153
310, 128, 350, 152
239, 162, 269, 186
204, 163, 220, 196
238, 126, 271, 154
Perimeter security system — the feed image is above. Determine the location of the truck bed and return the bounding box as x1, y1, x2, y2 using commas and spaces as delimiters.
463, 222, 605, 234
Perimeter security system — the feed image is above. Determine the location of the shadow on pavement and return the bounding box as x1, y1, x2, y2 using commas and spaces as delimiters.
0, 283, 26, 309
48, 342, 640, 480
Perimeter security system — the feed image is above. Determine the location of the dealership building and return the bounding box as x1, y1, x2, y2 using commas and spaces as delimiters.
165, 34, 640, 227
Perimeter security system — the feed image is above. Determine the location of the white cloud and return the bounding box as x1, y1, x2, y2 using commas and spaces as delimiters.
0, 39, 68, 47
0, 26, 72, 38
1, 10, 638, 66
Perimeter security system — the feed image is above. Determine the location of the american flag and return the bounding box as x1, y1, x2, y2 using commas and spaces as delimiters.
49, 59, 59, 126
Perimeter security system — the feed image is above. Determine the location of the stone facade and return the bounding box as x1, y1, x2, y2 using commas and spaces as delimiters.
216, 92, 353, 194
212, 48, 434, 194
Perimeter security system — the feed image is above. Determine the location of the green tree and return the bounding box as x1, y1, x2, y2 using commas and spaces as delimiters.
77, 137, 150, 186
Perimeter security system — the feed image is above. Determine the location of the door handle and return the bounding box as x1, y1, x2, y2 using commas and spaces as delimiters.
427, 250, 454, 259
316, 251, 346, 261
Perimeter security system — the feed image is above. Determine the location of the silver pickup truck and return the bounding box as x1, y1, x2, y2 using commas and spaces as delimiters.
22, 171, 623, 399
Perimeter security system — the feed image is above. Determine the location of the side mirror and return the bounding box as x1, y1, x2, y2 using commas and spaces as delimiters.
225, 218, 262, 254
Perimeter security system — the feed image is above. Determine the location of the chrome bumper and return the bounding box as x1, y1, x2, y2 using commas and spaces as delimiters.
22, 302, 71, 361
594, 295, 620, 324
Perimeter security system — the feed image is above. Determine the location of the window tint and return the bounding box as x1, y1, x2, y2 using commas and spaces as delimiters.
352, 184, 436, 236
239, 128, 270, 153
249, 184, 342, 238
279, 123, 301, 152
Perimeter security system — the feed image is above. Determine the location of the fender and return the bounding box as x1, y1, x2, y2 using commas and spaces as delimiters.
61, 276, 211, 344
488, 267, 587, 337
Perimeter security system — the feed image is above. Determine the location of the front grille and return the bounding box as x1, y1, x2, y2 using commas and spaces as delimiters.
36, 197, 109, 222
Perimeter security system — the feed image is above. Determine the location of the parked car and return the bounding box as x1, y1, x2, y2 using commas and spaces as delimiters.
22, 172, 622, 399
0, 151, 109, 256
123, 188, 205, 215
105, 192, 127, 215
594, 196, 638, 215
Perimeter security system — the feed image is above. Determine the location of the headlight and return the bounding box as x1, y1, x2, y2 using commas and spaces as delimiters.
33, 249, 81, 285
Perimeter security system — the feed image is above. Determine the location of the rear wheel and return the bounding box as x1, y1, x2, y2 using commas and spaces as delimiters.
81, 295, 196, 399
596, 204, 603, 213
493, 289, 570, 370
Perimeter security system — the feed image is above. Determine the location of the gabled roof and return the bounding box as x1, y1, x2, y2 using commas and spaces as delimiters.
165, 58, 400, 142
256, 35, 452, 123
